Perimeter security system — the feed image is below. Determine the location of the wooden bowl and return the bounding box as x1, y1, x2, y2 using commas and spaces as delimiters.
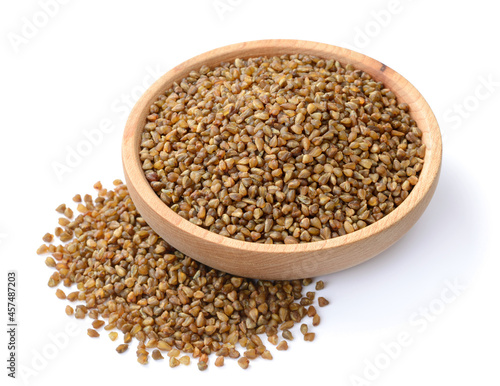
122, 39, 442, 280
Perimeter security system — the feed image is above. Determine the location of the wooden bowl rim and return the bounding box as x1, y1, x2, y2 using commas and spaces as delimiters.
122, 39, 442, 255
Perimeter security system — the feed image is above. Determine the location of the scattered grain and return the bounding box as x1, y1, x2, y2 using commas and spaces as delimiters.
152, 350, 164, 360
38, 181, 329, 370
116, 344, 129, 353
55, 289, 66, 299
315, 281, 325, 290
276, 341, 288, 351
238, 357, 250, 369
87, 329, 99, 338
282, 330, 294, 341
215, 356, 224, 367
42, 233, 53, 243
137, 354, 148, 365
92, 320, 105, 329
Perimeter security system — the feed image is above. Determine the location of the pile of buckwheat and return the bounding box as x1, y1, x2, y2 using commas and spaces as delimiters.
37, 181, 329, 369
139, 55, 425, 244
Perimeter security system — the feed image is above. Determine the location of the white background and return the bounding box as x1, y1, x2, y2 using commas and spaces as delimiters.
1, 1, 499, 385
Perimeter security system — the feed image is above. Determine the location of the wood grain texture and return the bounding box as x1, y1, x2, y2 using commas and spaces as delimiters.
122, 39, 442, 280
